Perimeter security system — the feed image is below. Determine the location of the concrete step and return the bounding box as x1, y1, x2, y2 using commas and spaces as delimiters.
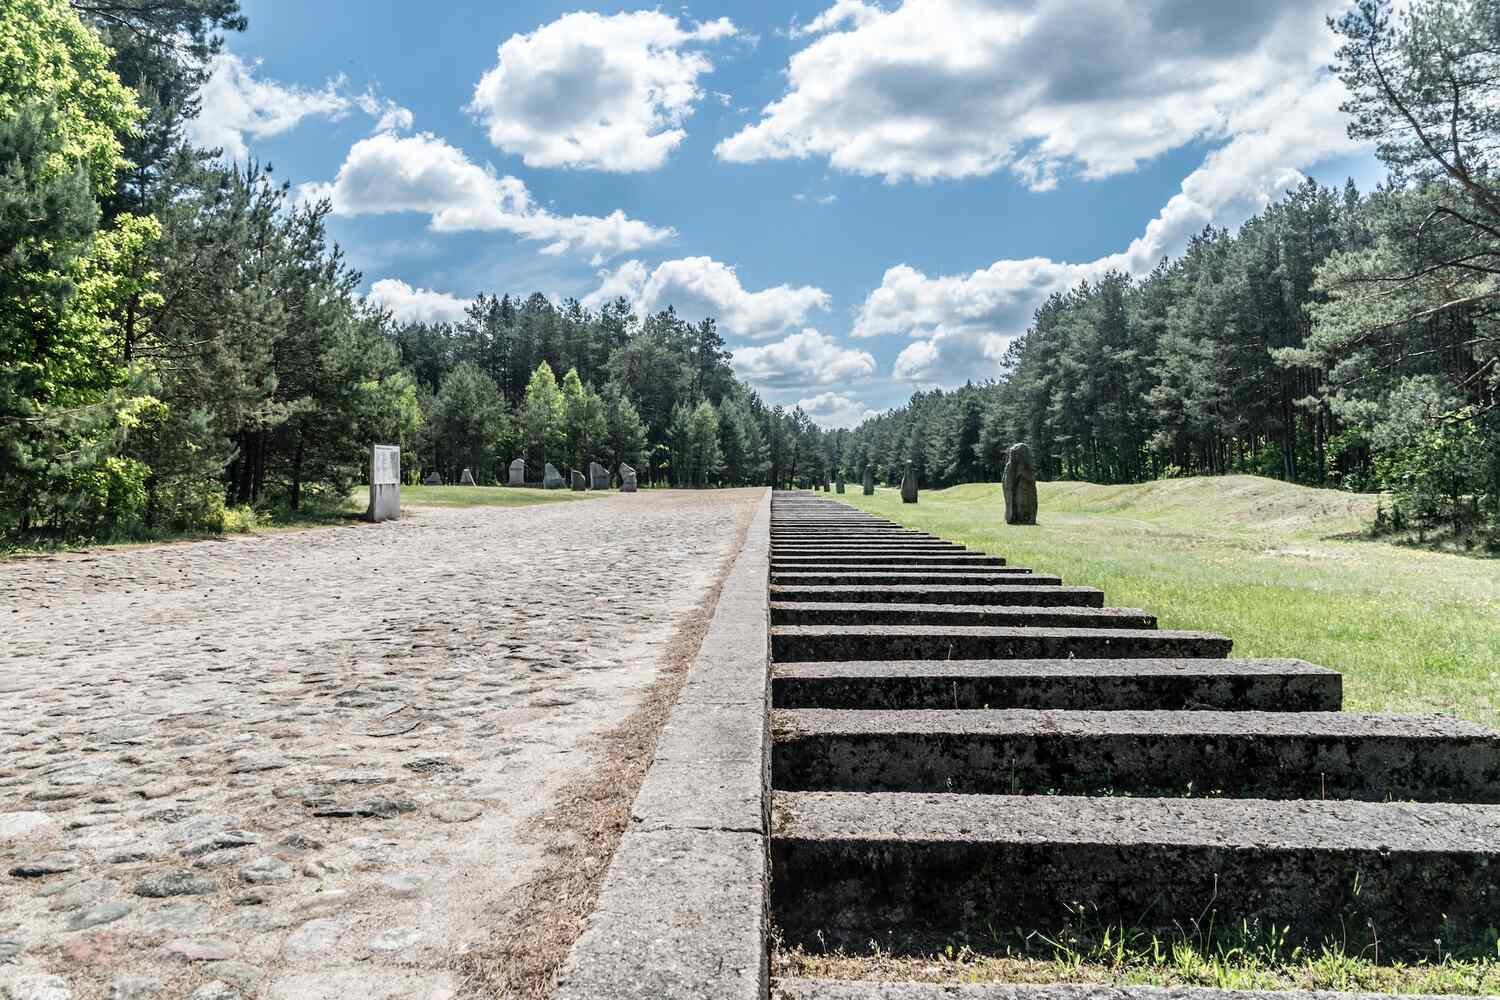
770, 602, 1154, 629
772, 544, 971, 553
771, 709, 1500, 801
770, 658, 1342, 711
771, 527, 925, 535
770, 584, 1103, 607
771, 571, 1056, 587
770, 790, 1500, 959
772, 554, 1007, 568
771, 625, 1231, 662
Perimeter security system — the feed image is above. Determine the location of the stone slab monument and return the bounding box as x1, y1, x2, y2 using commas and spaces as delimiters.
460, 468, 477, 486
544, 463, 565, 489
836, 474, 845, 494
423, 471, 442, 486
901, 461, 918, 504
508, 459, 526, 486
863, 466, 874, 496
1003, 442, 1039, 525
367, 445, 401, 522
589, 461, 610, 490
571, 469, 587, 491
619, 464, 638, 492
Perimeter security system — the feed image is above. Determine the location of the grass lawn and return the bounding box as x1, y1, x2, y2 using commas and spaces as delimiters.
352, 484, 602, 509
835, 474, 1500, 727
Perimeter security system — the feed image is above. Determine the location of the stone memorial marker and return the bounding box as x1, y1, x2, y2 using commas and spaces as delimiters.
619, 464, 638, 492
544, 463, 565, 489
508, 459, 526, 486
460, 468, 477, 486
1003, 441, 1039, 525
863, 466, 874, 496
423, 472, 442, 486
901, 461, 918, 504
589, 461, 610, 490
571, 470, 587, 491
367, 445, 401, 522
836, 474, 845, 494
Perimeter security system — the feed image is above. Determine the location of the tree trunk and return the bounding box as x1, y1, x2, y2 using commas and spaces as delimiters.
290, 432, 305, 513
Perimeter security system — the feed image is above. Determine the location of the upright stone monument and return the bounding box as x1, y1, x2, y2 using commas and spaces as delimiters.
619, 464, 638, 493
571, 470, 587, 491
835, 474, 845, 494
544, 463, 565, 489
1003, 442, 1039, 525
460, 467, 477, 486
423, 471, 442, 486
862, 466, 874, 496
900, 461, 918, 504
367, 444, 401, 522
589, 461, 610, 490
508, 459, 526, 486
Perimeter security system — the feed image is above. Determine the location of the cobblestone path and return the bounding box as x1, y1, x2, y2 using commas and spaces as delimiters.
0, 489, 759, 1000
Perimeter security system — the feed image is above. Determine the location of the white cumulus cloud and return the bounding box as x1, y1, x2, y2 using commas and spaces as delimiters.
366, 279, 473, 325
189, 52, 413, 162
732, 329, 877, 389
584, 256, 830, 339
797, 390, 881, 428
789, 0, 884, 38
469, 10, 738, 172
859, 73, 1362, 383
300, 132, 674, 263
720, 0, 1346, 187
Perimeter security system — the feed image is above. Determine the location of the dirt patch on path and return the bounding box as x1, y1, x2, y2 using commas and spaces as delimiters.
0, 489, 759, 1000
456, 491, 758, 999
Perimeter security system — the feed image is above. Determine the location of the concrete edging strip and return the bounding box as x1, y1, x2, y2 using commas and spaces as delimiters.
554, 488, 772, 1000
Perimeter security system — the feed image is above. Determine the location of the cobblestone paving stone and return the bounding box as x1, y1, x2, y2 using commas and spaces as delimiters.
0, 490, 759, 1000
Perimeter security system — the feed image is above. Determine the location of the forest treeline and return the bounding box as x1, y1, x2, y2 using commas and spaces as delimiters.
833, 1, 1500, 543
2, 0, 1497, 545
0, 0, 832, 543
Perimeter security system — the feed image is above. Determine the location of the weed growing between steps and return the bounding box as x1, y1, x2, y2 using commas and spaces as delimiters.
774, 917, 1500, 995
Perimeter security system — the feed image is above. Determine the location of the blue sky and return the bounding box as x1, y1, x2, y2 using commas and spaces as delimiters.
202, 0, 1383, 427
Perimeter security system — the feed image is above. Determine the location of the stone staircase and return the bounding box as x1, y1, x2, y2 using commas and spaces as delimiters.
766, 490, 1500, 994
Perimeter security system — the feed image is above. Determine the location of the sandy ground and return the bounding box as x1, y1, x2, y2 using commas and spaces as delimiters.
0, 489, 759, 1000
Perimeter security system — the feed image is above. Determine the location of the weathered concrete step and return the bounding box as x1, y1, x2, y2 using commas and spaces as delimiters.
772, 554, 1007, 567
771, 527, 922, 534
770, 585, 1103, 607
772, 543, 971, 553
770, 791, 1500, 958
771, 626, 1230, 662
771, 709, 1500, 801
770, 602, 1154, 629
771, 571, 1054, 587
772, 537, 942, 546
773, 524, 900, 529
770, 658, 1341, 711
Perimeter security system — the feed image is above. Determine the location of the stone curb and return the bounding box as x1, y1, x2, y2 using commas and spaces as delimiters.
554, 488, 772, 1000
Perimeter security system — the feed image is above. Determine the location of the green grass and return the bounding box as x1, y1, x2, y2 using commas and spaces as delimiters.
836, 474, 1500, 727
351, 484, 601, 509
778, 936, 1500, 995
3, 486, 596, 560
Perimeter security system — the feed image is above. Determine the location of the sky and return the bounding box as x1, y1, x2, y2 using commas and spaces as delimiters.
202, 0, 1385, 429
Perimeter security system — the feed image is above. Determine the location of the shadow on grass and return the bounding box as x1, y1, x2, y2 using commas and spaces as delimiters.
1322, 526, 1500, 560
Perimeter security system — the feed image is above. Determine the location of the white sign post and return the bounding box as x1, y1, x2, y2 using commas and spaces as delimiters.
368, 444, 401, 522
